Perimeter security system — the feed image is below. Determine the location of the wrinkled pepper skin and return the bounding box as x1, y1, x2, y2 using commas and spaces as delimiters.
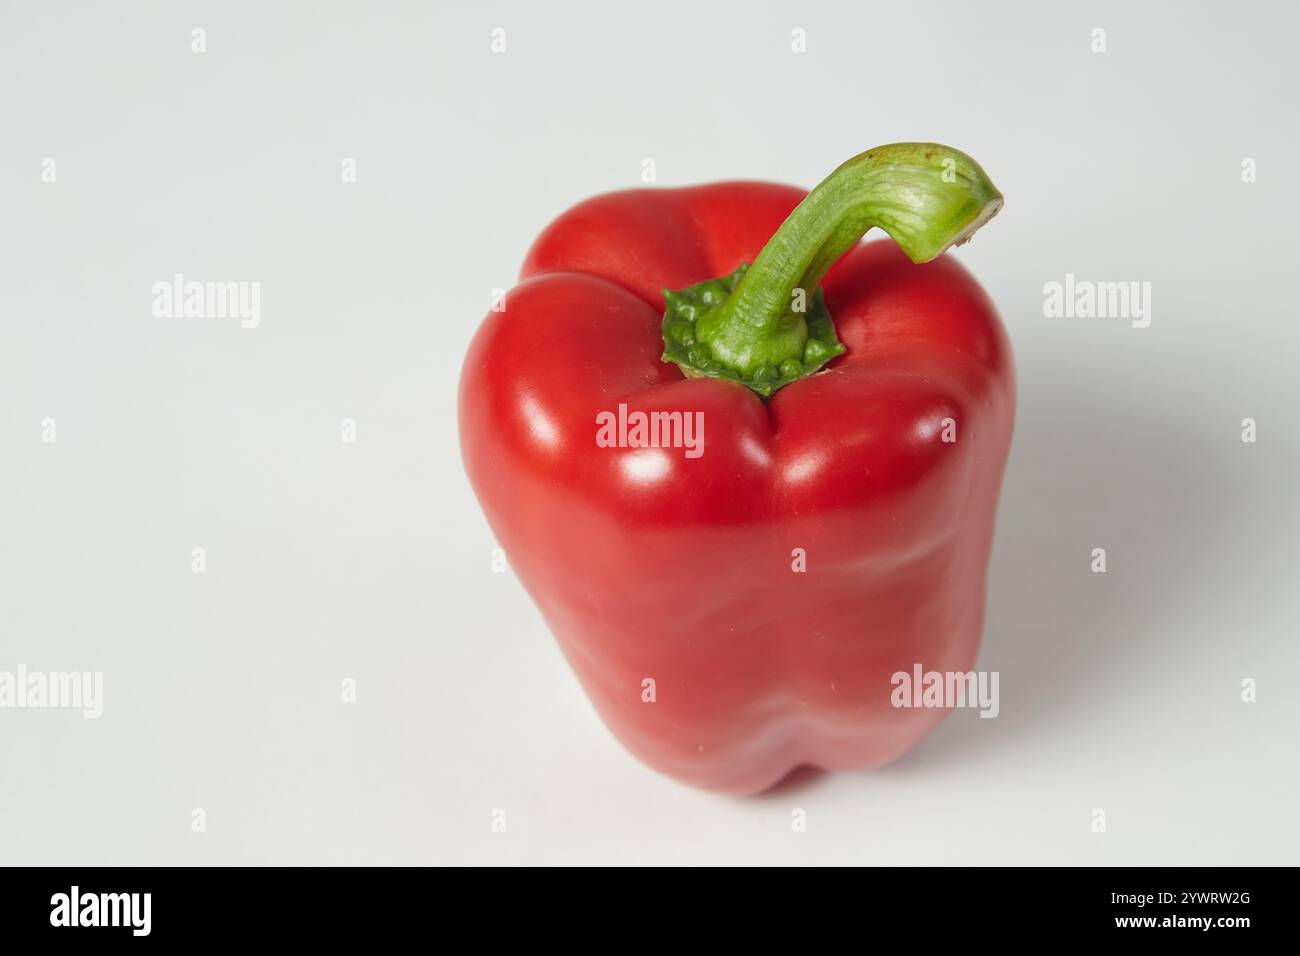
459, 178, 1014, 795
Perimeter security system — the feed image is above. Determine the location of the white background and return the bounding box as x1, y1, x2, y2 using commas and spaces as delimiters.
2, 1, 1297, 865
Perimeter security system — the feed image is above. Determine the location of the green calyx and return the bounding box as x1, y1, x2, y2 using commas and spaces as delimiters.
661, 264, 844, 398
660, 142, 1003, 398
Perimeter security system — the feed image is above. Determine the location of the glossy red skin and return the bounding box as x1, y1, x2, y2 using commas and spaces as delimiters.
459, 182, 1015, 795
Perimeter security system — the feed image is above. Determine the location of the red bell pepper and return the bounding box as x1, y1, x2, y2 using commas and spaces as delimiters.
460, 144, 1014, 794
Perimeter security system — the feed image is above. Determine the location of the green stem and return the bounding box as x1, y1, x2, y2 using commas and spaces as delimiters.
661, 143, 1003, 397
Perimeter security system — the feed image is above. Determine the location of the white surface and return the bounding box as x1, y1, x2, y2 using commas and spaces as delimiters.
1, 1, 1297, 865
